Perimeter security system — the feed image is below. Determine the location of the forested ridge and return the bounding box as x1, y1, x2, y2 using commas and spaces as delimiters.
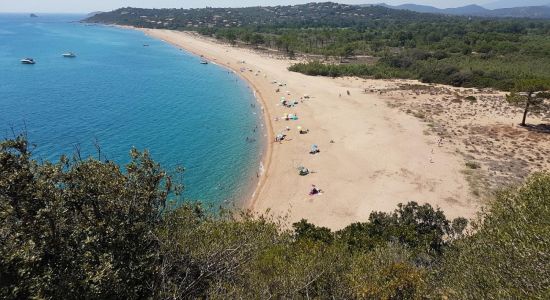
1, 136, 549, 298
86, 2, 550, 90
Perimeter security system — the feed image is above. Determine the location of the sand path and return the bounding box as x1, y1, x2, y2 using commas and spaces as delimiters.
141, 29, 476, 229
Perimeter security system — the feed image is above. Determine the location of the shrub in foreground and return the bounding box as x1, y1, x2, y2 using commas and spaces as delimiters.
440, 173, 550, 299
1, 137, 548, 299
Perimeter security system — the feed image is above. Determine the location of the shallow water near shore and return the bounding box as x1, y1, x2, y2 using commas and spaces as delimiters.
0, 14, 264, 205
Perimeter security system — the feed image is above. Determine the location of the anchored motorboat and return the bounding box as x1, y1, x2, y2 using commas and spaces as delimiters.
62, 52, 76, 58
20, 58, 36, 64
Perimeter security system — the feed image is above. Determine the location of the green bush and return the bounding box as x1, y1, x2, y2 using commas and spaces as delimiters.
0, 136, 167, 299
440, 173, 550, 299
1, 137, 548, 298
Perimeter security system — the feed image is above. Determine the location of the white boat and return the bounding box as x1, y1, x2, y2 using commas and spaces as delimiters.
200, 60, 208, 64
62, 52, 76, 58
20, 58, 35, 64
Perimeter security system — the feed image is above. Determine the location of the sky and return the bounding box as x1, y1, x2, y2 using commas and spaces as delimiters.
0, 0, 498, 13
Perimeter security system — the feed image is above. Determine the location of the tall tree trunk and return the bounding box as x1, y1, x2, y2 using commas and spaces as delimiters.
521, 93, 532, 126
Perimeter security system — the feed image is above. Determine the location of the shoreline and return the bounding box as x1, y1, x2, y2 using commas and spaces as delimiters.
134, 27, 274, 211
127, 27, 480, 230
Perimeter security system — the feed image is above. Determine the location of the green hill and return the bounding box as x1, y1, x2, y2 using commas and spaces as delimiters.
85, 2, 550, 90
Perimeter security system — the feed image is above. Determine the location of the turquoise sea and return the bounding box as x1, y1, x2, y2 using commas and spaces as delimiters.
0, 14, 264, 205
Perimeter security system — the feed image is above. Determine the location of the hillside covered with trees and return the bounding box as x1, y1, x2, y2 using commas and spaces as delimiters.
86, 2, 550, 90
1, 136, 549, 298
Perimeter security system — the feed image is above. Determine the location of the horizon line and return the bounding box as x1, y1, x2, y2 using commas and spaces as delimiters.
0, 2, 507, 15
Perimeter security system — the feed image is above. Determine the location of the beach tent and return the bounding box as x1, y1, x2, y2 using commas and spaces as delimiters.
285, 113, 298, 120
310, 144, 319, 154
298, 166, 309, 176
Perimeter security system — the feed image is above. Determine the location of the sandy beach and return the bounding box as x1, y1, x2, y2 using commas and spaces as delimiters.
138, 28, 481, 229
370, 82, 550, 195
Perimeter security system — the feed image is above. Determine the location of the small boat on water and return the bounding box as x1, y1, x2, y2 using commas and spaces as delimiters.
20, 58, 36, 64
200, 60, 208, 65
62, 52, 76, 58
143, 44, 149, 47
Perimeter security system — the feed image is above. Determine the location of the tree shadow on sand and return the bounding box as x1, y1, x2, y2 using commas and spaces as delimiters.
523, 123, 550, 134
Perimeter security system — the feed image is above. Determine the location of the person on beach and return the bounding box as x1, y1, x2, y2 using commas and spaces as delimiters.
309, 185, 321, 196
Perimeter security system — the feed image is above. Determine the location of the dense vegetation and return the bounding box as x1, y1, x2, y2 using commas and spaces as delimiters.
86, 2, 550, 90
2, 136, 549, 298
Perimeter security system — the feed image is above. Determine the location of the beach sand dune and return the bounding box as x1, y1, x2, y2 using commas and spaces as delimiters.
141, 29, 476, 229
